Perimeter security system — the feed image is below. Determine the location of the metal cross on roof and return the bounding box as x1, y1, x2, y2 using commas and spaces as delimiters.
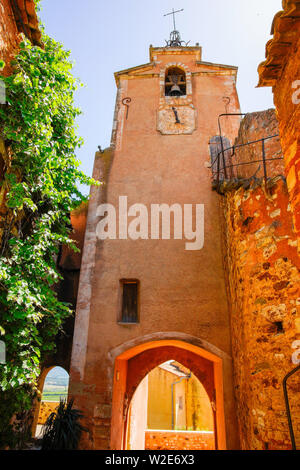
164, 8, 184, 31
164, 8, 190, 47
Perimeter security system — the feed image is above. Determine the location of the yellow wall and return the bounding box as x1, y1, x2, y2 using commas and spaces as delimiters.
185, 375, 214, 431
174, 378, 186, 430
147, 363, 214, 431
147, 367, 173, 429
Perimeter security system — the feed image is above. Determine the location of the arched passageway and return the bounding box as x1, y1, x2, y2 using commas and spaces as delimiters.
110, 340, 226, 450
32, 366, 69, 438
126, 360, 215, 450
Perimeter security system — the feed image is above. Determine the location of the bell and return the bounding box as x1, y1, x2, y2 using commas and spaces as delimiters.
169, 84, 182, 96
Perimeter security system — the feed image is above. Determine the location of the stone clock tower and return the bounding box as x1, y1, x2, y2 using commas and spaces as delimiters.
69, 38, 242, 450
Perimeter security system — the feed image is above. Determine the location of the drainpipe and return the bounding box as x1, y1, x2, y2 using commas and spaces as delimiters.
171, 373, 191, 430
283, 364, 300, 450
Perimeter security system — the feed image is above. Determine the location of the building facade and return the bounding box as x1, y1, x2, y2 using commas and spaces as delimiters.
69, 44, 241, 450
69, 16, 300, 449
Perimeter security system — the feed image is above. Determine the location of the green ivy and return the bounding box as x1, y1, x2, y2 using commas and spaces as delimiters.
0, 31, 98, 448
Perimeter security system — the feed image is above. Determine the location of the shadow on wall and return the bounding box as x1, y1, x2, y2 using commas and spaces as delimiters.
43, 203, 88, 373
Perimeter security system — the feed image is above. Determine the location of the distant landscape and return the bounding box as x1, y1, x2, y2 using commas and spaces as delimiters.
42, 367, 69, 402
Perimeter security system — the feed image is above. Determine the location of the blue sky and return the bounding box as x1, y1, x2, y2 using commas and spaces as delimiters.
39, 0, 282, 193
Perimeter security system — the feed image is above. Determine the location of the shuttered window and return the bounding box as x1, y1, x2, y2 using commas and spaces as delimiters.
209, 135, 231, 180
120, 281, 139, 323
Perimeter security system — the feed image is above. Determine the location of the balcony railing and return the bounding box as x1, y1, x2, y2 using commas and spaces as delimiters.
211, 134, 284, 192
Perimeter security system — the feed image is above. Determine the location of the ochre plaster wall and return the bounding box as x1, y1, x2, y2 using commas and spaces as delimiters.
69, 47, 241, 449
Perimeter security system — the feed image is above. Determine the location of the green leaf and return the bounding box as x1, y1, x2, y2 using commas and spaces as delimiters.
0, 30, 99, 448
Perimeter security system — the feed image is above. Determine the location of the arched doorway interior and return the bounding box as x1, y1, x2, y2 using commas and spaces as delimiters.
32, 366, 69, 438
110, 340, 226, 450
126, 360, 215, 450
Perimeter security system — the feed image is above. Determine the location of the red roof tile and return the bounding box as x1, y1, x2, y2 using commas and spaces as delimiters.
257, 0, 300, 87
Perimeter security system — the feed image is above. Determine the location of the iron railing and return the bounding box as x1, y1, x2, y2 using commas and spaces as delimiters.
283, 364, 300, 450
211, 134, 284, 189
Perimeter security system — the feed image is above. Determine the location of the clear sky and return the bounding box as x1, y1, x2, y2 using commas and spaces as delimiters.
39, 0, 282, 193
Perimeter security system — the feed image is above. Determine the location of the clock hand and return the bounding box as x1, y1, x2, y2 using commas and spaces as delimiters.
172, 107, 181, 124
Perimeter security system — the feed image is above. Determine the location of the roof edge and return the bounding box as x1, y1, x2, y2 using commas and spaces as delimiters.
149, 45, 202, 62
257, 0, 300, 87
196, 60, 238, 71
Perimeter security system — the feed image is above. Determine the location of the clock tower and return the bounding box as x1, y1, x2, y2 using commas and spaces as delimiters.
69, 39, 242, 450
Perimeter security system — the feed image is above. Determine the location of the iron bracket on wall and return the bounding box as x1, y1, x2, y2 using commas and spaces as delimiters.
122, 97, 131, 120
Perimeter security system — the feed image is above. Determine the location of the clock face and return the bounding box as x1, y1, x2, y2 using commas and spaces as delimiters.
157, 105, 196, 135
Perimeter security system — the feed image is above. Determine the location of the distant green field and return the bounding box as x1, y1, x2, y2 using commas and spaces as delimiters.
42, 386, 68, 402
42, 367, 69, 401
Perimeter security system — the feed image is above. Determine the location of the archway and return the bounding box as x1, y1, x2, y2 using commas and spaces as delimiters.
125, 360, 215, 450
110, 339, 226, 450
32, 366, 69, 438
165, 66, 186, 96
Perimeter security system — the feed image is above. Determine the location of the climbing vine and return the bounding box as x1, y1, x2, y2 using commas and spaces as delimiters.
0, 28, 97, 447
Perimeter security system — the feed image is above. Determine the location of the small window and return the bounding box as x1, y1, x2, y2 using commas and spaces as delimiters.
120, 280, 139, 323
165, 67, 186, 97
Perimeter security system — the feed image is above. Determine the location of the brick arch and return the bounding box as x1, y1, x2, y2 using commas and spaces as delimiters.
110, 339, 226, 450
126, 346, 214, 406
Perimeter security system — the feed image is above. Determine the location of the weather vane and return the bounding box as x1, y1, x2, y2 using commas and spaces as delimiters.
164, 8, 190, 47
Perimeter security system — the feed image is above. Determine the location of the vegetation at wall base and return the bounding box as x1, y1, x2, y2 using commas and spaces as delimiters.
0, 26, 98, 448
41, 399, 89, 450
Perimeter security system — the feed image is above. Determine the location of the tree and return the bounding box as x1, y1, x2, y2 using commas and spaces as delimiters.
0, 30, 98, 448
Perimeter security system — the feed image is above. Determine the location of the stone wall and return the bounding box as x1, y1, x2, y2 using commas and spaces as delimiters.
0, 0, 41, 76
0, 0, 20, 75
145, 430, 215, 450
273, 35, 300, 249
221, 178, 300, 449
258, 3, 300, 250
37, 401, 58, 425
232, 109, 284, 180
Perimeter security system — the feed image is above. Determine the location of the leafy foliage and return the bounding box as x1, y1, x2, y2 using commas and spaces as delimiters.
0, 31, 97, 448
41, 399, 89, 450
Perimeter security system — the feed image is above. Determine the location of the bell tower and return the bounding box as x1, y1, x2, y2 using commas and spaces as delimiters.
69, 37, 242, 450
